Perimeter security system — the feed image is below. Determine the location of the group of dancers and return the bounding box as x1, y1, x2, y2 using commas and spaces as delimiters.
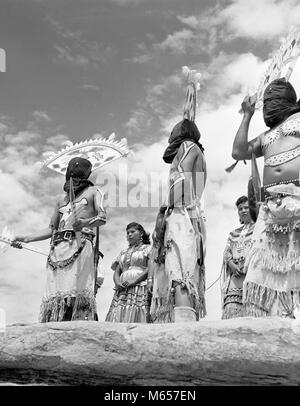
11, 77, 300, 323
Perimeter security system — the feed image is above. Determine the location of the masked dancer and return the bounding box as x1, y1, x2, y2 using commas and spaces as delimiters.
232, 78, 300, 317
12, 157, 106, 322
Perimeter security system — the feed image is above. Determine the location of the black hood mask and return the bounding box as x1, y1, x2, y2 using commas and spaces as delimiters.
63, 157, 94, 196
162, 119, 204, 164
263, 78, 300, 129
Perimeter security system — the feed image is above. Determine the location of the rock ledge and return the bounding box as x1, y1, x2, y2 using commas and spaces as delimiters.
0, 317, 299, 385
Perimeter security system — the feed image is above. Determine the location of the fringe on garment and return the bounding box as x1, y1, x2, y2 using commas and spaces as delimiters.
150, 290, 175, 323
222, 288, 244, 319
39, 289, 96, 323
150, 265, 206, 323
243, 281, 300, 318
222, 303, 244, 319
197, 264, 206, 319
243, 303, 269, 317
246, 241, 300, 274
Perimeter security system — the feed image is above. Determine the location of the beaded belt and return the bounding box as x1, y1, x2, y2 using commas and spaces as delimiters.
52, 230, 94, 245
265, 145, 300, 167
260, 179, 300, 202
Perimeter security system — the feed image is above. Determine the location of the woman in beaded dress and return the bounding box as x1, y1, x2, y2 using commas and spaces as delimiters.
221, 196, 255, 319
105, 222, 151, 323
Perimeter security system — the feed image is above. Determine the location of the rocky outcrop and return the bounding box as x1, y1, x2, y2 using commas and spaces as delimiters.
0, 317, 300, 385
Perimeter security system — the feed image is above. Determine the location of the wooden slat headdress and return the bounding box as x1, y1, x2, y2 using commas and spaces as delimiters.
41, 133, 129, 175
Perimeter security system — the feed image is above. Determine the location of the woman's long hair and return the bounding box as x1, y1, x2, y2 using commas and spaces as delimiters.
126, 222, 150, 245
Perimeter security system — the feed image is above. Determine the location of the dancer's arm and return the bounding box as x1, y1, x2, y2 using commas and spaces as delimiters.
113, 265, 124, 290
11, 202, 59, 247
232, 95, 263, 160
11, 228, 53, 247
123, 269, 148, 289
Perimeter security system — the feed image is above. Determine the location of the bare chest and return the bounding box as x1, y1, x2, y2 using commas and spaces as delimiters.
58, 192, 95, 229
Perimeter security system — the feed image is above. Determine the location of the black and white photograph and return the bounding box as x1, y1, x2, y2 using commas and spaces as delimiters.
0, 0, 300, 391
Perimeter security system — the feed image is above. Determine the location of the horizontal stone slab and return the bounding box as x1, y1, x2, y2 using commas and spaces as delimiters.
0, 317, 299, 385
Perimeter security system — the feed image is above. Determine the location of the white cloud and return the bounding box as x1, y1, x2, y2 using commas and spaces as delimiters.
87, 43, 117, 64
177, 15, 200, 29
151, 74, 182, 97
220, 0, 300, 39
154, 29, 196, 55
49, 16, 117, 66
0, 122, 9, 134
220, 54, 266, 92
169, 0, 300, 61
54, 42, 115, 68
206, 53, 268, 100
81, 84, 101, 91
124, 108, 153, 135
150, 8, 224, 59
130, 10, 219, 62
131, 54, 153, 64
32, 111, 52, 122
54, 45, 90, 66
123, 71, 187, 138
43, 134, 70, 150
47, 16, 83, 42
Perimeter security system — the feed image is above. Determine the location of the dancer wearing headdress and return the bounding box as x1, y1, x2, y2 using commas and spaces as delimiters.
149, 118, 207, 322
148, 67, 206, 323
221, 196, 255, 319
232, 78, 300, 317
12, 157, 106, 322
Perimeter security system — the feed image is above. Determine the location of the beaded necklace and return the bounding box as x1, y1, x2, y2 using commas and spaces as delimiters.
236, 223, 253, 256
124, 240, 143, 268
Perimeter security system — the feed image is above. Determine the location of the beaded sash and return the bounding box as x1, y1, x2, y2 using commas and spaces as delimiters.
262, 117, 300, 153
265, 144, 300, 166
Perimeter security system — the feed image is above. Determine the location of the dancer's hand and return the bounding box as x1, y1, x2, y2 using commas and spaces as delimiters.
229, 262, 243, 277
11, 236, 30, 248
95, 276, 104, 294
122, 281, 135, 289
115, 281, 124, 291
159, 205, 167, 214
241, 94, 256, 117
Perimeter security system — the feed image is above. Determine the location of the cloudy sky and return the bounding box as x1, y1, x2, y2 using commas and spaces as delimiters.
1, 0, 300, 325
